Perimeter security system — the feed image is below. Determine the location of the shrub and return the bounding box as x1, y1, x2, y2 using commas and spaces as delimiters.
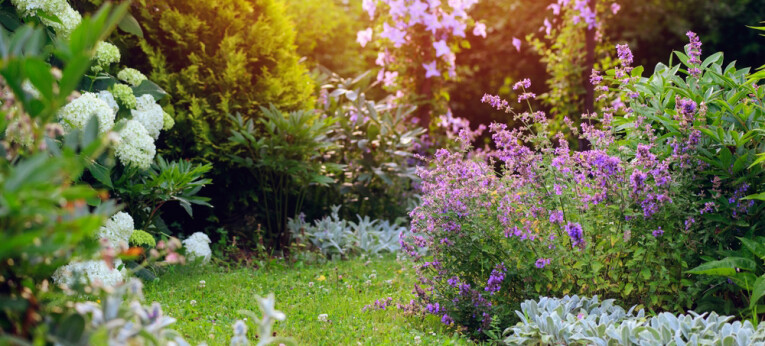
504, 295, 765, 345
305, 69, 426, 221
402, 39, 705, 336
129, 0, 315, 236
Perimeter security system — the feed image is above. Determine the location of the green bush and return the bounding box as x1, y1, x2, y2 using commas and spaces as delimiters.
129, 0, 315, 235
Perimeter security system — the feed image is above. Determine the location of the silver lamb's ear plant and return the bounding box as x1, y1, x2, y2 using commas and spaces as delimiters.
235, 293, 295, 346
503, 296, 765, 346
287, 205, 416, 258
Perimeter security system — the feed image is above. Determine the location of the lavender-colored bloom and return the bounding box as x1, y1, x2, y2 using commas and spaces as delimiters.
565, 222, 584, 247
484, 263, 506, 294
535, 258, 551, 268
441, 314, 454, 325
473, 22, 487, 38
513, 78, 531, 90
652, 226, 664, 237
616, 44, 633, 67
590, 69, 602, 85
549, 210, 564, 223
512, 37, 521, 52
423, 61, 440, 78
433, 40, 451, 58
518, 92, 536, 103
356, 28, 373, 47
447, 276, 460, 287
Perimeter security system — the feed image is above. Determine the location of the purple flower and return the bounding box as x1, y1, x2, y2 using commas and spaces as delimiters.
535, 258, 551, 268
447, 276, 460, 287
652, 226, 664, 237
484, 263, 506, 294
616, 44, 633, 67
433, 40, 451, 57
512, 37, 521, 52
590, 69, 603, 85
565, 222, 584, 247
441, 314, 454, 325
423, 61, 440, 78
549, 210, 564, 223
513, 78, 531, 90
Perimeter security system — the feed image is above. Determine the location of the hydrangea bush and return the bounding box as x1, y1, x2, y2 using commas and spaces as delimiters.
401, 36, 718, 335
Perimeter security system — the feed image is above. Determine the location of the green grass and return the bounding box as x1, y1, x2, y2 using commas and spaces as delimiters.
143, 254, 470, 345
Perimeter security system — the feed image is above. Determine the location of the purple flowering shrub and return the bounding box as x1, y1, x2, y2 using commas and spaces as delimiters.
617, 31, 765, 315
400, 40, 718, 335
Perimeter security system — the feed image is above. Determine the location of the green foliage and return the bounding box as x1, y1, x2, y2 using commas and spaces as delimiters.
308, 69, 425, 221
0, 3, 128, 340
107, 155, 213, 231
227, 106, 336, 249
618, 39, 765, 315
504, 295, 765, 345
129, 0, 315, 234
284, 0, 371, 77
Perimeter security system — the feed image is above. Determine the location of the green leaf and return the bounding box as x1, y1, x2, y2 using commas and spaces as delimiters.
739, 237, 765, 260
132, 79, 168, 101
88, 162, 113, 188
118, 13, 143, 38
687, 257, 758, 276
750, 276, 765, 310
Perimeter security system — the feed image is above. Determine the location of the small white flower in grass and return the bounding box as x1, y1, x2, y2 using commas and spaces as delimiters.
190, 300, 197, 306
364, 280, 371, 286
308, 282, 314, 287
182, 232, 212, 264
199, 280, 206, 288
414, 335, 422, 345
369, 273, 376, 280
317, 314, 328, 322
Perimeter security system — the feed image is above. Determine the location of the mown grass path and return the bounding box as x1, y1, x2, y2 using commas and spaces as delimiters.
144, 255, 469, 345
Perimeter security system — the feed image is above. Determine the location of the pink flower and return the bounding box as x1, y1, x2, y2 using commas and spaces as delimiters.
381, 22, 406, 48
547, 3, 560, 15
512, 37, 521, 52
362, 0, 376, 19
357, 28, 373, 48
375, 51, 389, 66
423, 13, 441, 34
433, 40, 450, 57
611, 3, 621, 14
473, 22, 486, 38
383, 71, 398, 87
423, 61, 440, 78
409, 0, 429, 22
542, 18, 552, 36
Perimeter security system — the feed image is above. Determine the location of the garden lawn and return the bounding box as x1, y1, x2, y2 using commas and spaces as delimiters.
143, 254, 469, 345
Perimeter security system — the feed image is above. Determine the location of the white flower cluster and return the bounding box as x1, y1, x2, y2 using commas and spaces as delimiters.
92, 41, 121, 73
58, 92, 116, 135
117, 68, 147, 86
97, 211, 135, 249
114, 119, 156, 170
131, 94, 164, 139
98, 90, 119, 114
52, 259, 126, 288
11, 0, 81, 38
182, 232, 212, 264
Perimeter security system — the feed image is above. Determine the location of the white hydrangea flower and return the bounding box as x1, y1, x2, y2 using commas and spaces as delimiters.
97, 90, 119, 114
52, 259, 126, 288
58, 92, 116, 134
91, 41, 120, 73
114, 119, 156, 170
131, 94, 164, 139
182, 232, 212, 264
97, 211, 134, 248
117, 68, 147, 86
11, 0, 81, 38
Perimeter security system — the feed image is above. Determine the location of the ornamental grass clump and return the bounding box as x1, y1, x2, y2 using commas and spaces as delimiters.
402, 40, 707, 336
